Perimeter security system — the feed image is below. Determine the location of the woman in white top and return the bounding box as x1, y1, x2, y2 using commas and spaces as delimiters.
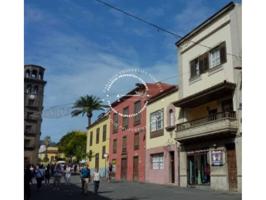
93, 168, 100, 194
65, 165, 72, 184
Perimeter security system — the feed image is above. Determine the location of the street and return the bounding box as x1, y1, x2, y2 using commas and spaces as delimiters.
30, 175, 241, 200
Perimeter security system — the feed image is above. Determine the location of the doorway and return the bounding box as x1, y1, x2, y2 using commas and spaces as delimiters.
121, 158, 127, 180
95, 153, 99, 170
170, 151, 175, 183
133, 156, 139, 181
226, 144, 237, 191
187, 152, 210, 185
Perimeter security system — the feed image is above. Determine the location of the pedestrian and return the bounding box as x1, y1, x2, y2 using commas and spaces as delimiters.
53, 164, 62, 190
24, 165, 32, 200
44, 164, 51, 185
65, 164, 72, 184
108, 163, 113, 182
80, 164, 90, 195
93, 168, 100, 194
35, 165, 44, 190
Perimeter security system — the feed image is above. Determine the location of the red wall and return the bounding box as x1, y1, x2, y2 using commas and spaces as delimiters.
109, 96, 147, 182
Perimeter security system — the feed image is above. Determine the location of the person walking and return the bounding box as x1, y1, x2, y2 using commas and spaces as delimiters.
65, 164, 72, 184
93, 168, 100, 194
24, 165, 32, 200
53, 164, 62, 190
44, 164, 51, 185
108, 163, 113, 182
80, 164, 90, 195
35, 165, 44, 191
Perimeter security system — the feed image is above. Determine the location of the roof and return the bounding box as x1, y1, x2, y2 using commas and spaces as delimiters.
87, 111, 110, 129
147, 85, 178, 105
24, 64, 46, 71
175, 1, 236, 47
111, 82, 175, 107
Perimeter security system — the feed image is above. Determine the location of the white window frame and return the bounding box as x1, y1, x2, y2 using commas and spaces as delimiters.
209, 47, 221, 68
151, 153, 164, 170
150, 109, 164, 132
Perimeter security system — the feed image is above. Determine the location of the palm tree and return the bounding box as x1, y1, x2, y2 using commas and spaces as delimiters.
71, 95, 107, 127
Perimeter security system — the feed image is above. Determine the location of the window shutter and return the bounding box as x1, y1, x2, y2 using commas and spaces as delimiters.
220, 43, 227, 63
203, 53, 209, 72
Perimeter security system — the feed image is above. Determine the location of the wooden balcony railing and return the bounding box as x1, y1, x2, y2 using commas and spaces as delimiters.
176, 111, 236, 132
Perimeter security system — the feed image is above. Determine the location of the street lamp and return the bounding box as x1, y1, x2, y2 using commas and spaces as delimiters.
103, 153, 108, 178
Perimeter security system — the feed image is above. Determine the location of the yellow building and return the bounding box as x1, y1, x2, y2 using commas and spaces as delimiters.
38, 146, 65, 164
145, 86, 180, 185
87, 112, 110, 177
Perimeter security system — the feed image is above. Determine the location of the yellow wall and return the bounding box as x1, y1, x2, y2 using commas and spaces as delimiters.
187, 100, 219, 121
86, 115, 110, 171
146, 90, 180, 149
38, 146, 65, 163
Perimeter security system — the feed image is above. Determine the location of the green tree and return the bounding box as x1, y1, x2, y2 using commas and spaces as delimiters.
58, 131, 87, 162
71, 95, 107, 127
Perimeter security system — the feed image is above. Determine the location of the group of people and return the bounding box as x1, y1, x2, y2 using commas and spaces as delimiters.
24, 163, 73, 200
24, 162, 112, 199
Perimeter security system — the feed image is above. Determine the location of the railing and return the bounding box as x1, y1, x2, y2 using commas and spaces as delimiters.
176, 111, 236, 132
122, 148, 127, 155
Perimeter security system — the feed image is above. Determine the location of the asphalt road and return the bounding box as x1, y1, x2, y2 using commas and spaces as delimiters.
29, 175, 241, 200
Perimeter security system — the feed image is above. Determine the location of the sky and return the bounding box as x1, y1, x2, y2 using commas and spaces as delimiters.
24, 0, 240, 142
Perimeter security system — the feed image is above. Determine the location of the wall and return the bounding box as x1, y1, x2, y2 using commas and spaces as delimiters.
86, 116, 110, 177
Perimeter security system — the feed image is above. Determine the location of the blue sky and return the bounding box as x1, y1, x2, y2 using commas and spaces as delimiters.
25, 0, 239, 142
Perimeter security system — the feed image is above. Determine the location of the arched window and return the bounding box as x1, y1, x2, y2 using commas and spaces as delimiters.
38, 72, 43, 80
26, 85, 31, 94
33, 86, 38, 95
169, 109, 175, 126
31, 70, 37, 78
25, 70, 30, 78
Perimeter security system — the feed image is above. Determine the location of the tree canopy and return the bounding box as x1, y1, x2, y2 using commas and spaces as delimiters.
58, 130, 87, 162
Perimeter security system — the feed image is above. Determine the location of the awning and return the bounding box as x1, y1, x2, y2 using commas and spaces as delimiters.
173, 81, 236, 108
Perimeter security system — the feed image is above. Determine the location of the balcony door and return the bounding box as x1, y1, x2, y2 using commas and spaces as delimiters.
121, 158, 127, 180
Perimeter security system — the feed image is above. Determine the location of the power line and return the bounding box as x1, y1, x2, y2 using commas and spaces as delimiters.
93, 0, 241, 59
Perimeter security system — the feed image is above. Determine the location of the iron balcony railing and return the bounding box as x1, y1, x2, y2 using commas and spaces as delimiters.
176, 111, 236, 132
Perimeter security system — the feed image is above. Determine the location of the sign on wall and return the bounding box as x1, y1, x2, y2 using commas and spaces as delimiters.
211, 150, 224, 166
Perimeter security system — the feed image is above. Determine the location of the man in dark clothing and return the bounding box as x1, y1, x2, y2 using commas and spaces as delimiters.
24, 165, 32, 200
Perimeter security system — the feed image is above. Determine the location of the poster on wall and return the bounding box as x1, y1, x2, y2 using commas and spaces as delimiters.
211, 150, 224, 166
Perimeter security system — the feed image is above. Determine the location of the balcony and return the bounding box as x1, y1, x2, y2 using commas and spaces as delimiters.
175, 111, 238, 142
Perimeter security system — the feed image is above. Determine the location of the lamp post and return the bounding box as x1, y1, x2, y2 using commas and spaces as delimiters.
103, 153, 108, 178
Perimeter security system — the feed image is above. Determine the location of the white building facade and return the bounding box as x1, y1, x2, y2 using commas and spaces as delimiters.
174, 2, 241, 192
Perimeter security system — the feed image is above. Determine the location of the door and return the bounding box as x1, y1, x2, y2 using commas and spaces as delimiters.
133, 156, 139, 181
170, 151, 175, 183
95, 153, 99, 170
227, 144, 238, 191
121, 158, 127, 180
187, 155, 195, 185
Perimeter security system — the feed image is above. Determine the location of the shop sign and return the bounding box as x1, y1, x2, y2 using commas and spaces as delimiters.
211, 150, 223, 166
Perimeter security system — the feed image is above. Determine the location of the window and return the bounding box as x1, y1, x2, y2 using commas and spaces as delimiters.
33, 86, 38, 95
102, 146, 106, 159
90, 131, 93, 146
24, 139, 31, 147
102, 124, 107, 142
113, 113, 118, 133
122, 107, 129, 130
113, 139, 117, 154
38, 72, 43, 80
151, 153, 164, 170
88, 150, 93, 161
169, 109, 175, 127
134, 132, 140, 150
26, 85, 31, 94
209, 42, 226, 68
96, 128, 100, 144
134, 101, 141, 125
25, 125, 32, 132
190, 53, 209, 79
25, 70, 30, 78
150, 109, 164, 132
189, 42, 226, 79
122, 136, 127, 154
31, 70, 37, 78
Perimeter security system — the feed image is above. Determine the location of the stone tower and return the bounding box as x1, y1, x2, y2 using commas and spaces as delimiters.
24, 64, 46, 165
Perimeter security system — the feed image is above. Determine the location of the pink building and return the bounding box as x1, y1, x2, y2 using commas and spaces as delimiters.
109, 82, 173, 182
